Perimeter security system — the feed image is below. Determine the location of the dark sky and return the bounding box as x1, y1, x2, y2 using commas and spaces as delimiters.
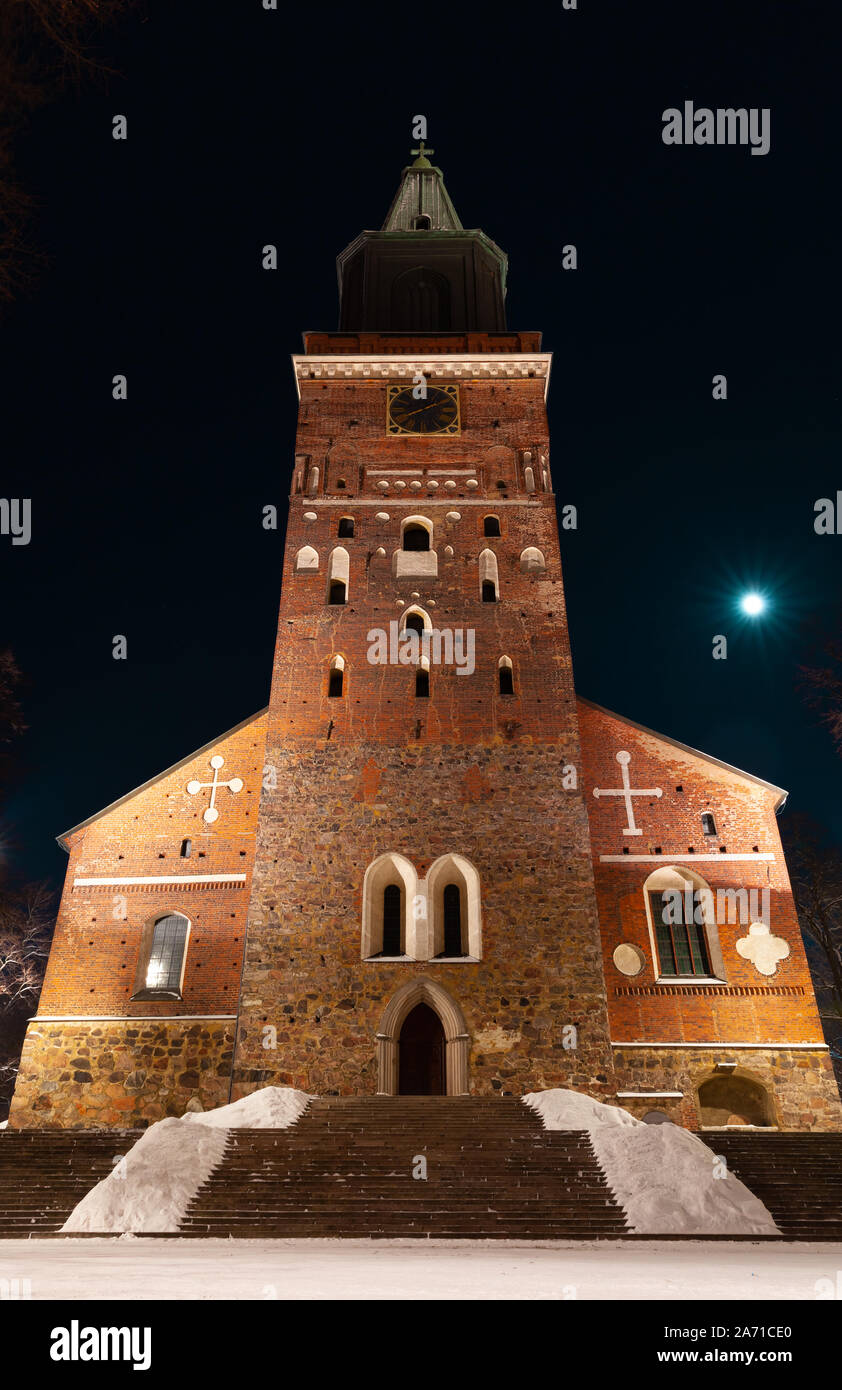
3, 0, 842, 887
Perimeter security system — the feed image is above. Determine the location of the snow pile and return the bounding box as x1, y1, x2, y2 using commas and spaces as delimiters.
62, 1087, 313, 1235
524, 1089, 778, 1236
179, 1087, 312, 1131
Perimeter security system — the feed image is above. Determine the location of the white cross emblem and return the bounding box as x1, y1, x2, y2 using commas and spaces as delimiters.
736, 922, 790, 977
186, 755, 243, 824
592, 750, 662, 836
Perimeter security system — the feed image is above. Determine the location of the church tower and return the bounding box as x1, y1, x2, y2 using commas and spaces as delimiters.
231, 147, 615, 1098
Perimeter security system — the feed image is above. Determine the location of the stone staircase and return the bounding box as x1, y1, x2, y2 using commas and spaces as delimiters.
180, 1096, 630, 1238
712, 1132, 842, 1240
0, 1130, 141, 1237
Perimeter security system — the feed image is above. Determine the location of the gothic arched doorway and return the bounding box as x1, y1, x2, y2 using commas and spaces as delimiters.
399, 1003, 445, 1095
375, 977, 469, 1096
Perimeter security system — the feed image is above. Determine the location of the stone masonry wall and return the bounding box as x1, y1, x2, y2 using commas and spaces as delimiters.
9, 1021, 235, 1129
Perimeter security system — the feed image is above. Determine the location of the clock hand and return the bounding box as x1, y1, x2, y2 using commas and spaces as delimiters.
397, 398, 441, 420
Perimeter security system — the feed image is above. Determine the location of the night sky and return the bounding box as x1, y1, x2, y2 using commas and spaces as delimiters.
3, 0, 841, 888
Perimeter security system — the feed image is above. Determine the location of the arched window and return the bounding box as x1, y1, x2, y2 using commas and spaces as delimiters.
307, 465, 320, 496
483, 516, 501, 537
413, 214, 432, 230
402, 520, 431, 552
337, 517, 355, 538
294, 545, 319, 572
390, 266, 451, 331
180, 838, 192, 859
524, 466, 536, 493
361, 853, 418, 959
400, 606, 432, 635
134, 912, 190, 998
442, 884, 464, 956
643, 866, 724, 980
328, 655, 344, 697
498, 656, 514, 695
327, 546, 350, 605
427, 854, 482, 959
520, 547, 546, 574
479, 549, 499, 602
382, 885, 402, 955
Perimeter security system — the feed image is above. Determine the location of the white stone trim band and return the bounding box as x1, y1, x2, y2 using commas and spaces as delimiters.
293, 353, 552, 400
31, 1015, 237, 1023
73, 874, 247, 886
616, 1091, 685, 1098
611, 1041, 828, 1050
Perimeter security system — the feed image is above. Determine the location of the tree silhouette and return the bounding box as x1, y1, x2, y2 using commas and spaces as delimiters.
0, 0, 138, 300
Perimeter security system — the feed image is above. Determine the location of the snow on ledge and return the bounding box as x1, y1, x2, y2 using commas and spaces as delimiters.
523, 1089, 779, 1236
62, 1087, 314, 1235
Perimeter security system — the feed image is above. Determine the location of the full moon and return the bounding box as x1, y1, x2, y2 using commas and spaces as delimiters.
740, 592, 766, 616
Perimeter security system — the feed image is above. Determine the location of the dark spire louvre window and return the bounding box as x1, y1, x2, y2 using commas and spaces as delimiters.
415, 669, 430, 697
649, 892, 711, 978
382, 885, 402, 955
145, 914, 189, 993
482, 581, 497, 603
328, 580, 346, 605
484, 516, 501, 537
338, 518, 354, 538
328, 668, 344, 697
499, 665, 514, 696
443, 884, 463, 956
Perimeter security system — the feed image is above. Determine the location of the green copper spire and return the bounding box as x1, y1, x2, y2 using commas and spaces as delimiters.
381, 147, 464, 232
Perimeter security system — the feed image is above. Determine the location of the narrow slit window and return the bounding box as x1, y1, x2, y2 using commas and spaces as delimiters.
415, 669, 430, 697
701, 813, 717, 836
382, 885, 402, 955
482, 581, 497, 603
328, 668, 344, 697
442, 884, 464, 956
180, 839, 192, 859
328, 579, 346, 605
498, 659, 514, 695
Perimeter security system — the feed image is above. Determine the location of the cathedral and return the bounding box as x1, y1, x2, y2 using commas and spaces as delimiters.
9, 148, 841, 1135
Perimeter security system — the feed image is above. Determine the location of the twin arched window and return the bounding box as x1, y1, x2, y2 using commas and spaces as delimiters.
362, 853, 481, 961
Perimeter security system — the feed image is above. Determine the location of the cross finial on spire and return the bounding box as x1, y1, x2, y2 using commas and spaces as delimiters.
410, 140, 434, 167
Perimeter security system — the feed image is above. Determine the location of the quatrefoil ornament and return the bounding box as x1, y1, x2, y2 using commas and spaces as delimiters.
735, 921, 790, 978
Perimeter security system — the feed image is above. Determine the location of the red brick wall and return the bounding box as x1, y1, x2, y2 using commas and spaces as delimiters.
578, 699, 825, 1046
36, 713, 266, 1018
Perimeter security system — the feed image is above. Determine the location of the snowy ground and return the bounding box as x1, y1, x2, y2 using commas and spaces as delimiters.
1, 1237, 840, 1301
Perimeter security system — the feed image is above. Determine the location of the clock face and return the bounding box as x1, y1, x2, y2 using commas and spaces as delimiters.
387, 384, 460, 436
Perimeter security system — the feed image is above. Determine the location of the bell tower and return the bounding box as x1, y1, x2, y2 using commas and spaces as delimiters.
232, 150, 614, 1100
337, 143, 508, 332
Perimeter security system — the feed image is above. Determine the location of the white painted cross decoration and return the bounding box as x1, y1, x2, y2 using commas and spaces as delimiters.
186, 755, 243, 824
592, 750, 662, 836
